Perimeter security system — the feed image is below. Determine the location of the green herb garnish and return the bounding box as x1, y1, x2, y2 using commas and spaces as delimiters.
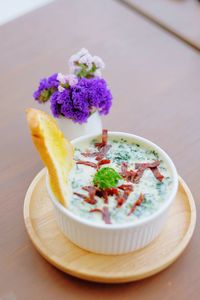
93, 167, 122, 189
114, 152, 131, 163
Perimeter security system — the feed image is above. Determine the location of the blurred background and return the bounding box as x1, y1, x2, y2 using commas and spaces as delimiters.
0, 0, 53, 25
0, 1, 200, 299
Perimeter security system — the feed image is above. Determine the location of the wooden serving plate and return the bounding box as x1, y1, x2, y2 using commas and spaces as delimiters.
24, 169, 196, 283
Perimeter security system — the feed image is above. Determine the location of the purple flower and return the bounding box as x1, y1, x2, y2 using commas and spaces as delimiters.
50, 88, 89, 123
50, 91, 62, 117
33, 73, 59, 103
94, 79, 112, 115
47, 73, 59, 89
78, 77, 112, 115
35, 73, 112, 123
50, 77, 112, 123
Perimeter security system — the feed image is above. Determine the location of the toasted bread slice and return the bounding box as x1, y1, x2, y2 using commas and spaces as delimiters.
26, 108, 74, 206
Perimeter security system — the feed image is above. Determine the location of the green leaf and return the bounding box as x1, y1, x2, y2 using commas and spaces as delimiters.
39, 89, 51, 103
93, 167, 122, 189
76, 62, 97, 78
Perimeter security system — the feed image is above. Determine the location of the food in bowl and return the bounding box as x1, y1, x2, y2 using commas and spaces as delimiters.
69, 130, 173, 225
26, 108, 178, 254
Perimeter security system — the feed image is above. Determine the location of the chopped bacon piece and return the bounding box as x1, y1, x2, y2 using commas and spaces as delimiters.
95, 144, 112, 161
121, 162, 128, 174
97, 159, 110, 169
120, 160, 164, 184
128, 193, 145, 216
95, 187, 121, 206
95, 189, 104, 198
92, 187, 119, 205
116, 193, 129, 208
123, 190, 131, 200
74, 192, 96, 205
82, 186, 97, 193
135, 160, 160, 169
90, 208, 103, 213
76, 159, 110, 170
76, 160, 97, 169
118, 184, 133, 192
95, 129, 108, 149
120, 162, 137, 183
98, 159, 110, 165
116, 197, 125, 207
102, 206, 111, 224
82, 186, 97, 203
81, 145, 111, 160
81, 151, 97, 157
79, 183, 133, 210
151, 167, 164, 182
133, 167, 146, 184
81, 145, 112, 160
102, 187, 120, 204
90, 206, 111, 224
135, 160, 164, 182
129, 170, 137, 182
101, 190, 108, 204
116, 186, 133, 208
106, 187, 119, 196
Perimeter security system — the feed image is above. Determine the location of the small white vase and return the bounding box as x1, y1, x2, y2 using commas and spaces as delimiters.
56, 111, 102, 140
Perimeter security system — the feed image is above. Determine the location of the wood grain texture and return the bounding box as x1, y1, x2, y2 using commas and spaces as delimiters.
24, 168, 196, 283
0, 0, 200, 299
122, 0, 200, 50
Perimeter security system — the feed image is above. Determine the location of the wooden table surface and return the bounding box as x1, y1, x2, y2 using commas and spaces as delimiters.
123, 0, 200, 50
0, 0, 199, 299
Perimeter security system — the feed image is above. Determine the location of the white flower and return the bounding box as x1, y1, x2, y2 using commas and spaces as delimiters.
66, 74, 78, 86
57, 74, 78, 90
94, 69, 102, 77
93, 56, 105, 69
77, 48, 89, 58
68, 48, 91, 72
79, 53, 93, 70
58, 85, 65, 92
69, 54, 78, 65
68, 48, 105, 75
68, 48, 89, 67
57, 73, 67, 85
68, 54, 78, 73
69, 64, 81, 74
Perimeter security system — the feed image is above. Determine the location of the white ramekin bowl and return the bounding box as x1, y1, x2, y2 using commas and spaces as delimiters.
46, 132, 178, 255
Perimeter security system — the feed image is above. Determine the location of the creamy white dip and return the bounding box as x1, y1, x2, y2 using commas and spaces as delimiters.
68, 137, 172, 224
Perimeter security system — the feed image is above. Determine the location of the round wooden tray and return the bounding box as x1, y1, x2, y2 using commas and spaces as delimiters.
24, 168, 196, 283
